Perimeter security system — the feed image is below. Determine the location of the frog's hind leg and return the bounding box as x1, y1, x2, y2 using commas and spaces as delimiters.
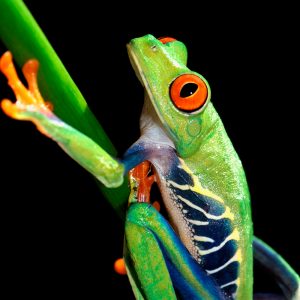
124, 203, 225, 300
253, 236, 300, 300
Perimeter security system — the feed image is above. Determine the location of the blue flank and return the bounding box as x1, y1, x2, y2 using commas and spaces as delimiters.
166, 156, 239, 298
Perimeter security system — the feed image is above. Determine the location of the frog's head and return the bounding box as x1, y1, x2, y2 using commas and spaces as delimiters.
127, 34, 212, 158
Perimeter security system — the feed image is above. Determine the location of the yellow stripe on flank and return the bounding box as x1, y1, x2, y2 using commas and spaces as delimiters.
220, 278, 240, 289
199, 229, 240, 256
206, 248, 242, 275
178, 158, 224, 204
222, 206, 234, 221
177, 195, 233, 220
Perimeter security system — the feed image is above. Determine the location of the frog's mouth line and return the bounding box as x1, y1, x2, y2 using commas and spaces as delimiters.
127, 43, 160, 116
126, 44, 145, 87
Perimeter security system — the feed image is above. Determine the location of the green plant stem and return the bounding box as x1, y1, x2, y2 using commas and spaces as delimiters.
0, 0, 128, 218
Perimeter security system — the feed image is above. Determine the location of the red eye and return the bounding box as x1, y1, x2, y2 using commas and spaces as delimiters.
170, 74, 208, 112
158, 36, 177, 44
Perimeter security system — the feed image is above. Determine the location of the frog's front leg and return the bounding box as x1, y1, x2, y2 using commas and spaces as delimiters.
124, 163, 225, 300
0, 52, 124, 188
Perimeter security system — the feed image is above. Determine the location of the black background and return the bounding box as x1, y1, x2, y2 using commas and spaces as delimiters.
0, 1, 299, 298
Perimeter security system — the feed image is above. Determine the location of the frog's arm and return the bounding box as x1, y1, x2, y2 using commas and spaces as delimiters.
0, 51, 124, 188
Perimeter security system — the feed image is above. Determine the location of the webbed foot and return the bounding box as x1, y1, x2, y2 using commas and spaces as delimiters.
0, 51, 53, 132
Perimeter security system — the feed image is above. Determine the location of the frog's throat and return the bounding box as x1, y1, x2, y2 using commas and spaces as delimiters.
139, 93, 175, 148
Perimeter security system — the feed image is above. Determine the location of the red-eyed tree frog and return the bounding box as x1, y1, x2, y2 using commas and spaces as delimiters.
0, 34, 299, 300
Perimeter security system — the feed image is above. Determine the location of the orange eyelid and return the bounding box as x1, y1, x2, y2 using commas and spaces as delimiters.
170, 74, 208, 112
158, 36, 177, 44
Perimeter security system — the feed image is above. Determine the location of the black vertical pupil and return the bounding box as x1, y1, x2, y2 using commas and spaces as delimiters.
180, 83, 198, 98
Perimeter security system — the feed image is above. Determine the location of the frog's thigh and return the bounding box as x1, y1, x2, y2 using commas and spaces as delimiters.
124, 215, 177, 300
124, 203, 224, 300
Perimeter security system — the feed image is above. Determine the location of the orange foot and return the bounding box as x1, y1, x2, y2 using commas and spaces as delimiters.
129, 161, 156, 203
0, 51, 52, 120
114, 257, 127, 275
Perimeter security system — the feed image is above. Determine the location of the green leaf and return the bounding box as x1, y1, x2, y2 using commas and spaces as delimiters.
0, 0, 129, 217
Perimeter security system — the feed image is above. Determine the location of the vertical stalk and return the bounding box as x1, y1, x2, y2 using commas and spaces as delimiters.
0, 0, 128, 217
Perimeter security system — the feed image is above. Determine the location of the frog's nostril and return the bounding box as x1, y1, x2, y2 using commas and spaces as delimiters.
151, 45, 158, 52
